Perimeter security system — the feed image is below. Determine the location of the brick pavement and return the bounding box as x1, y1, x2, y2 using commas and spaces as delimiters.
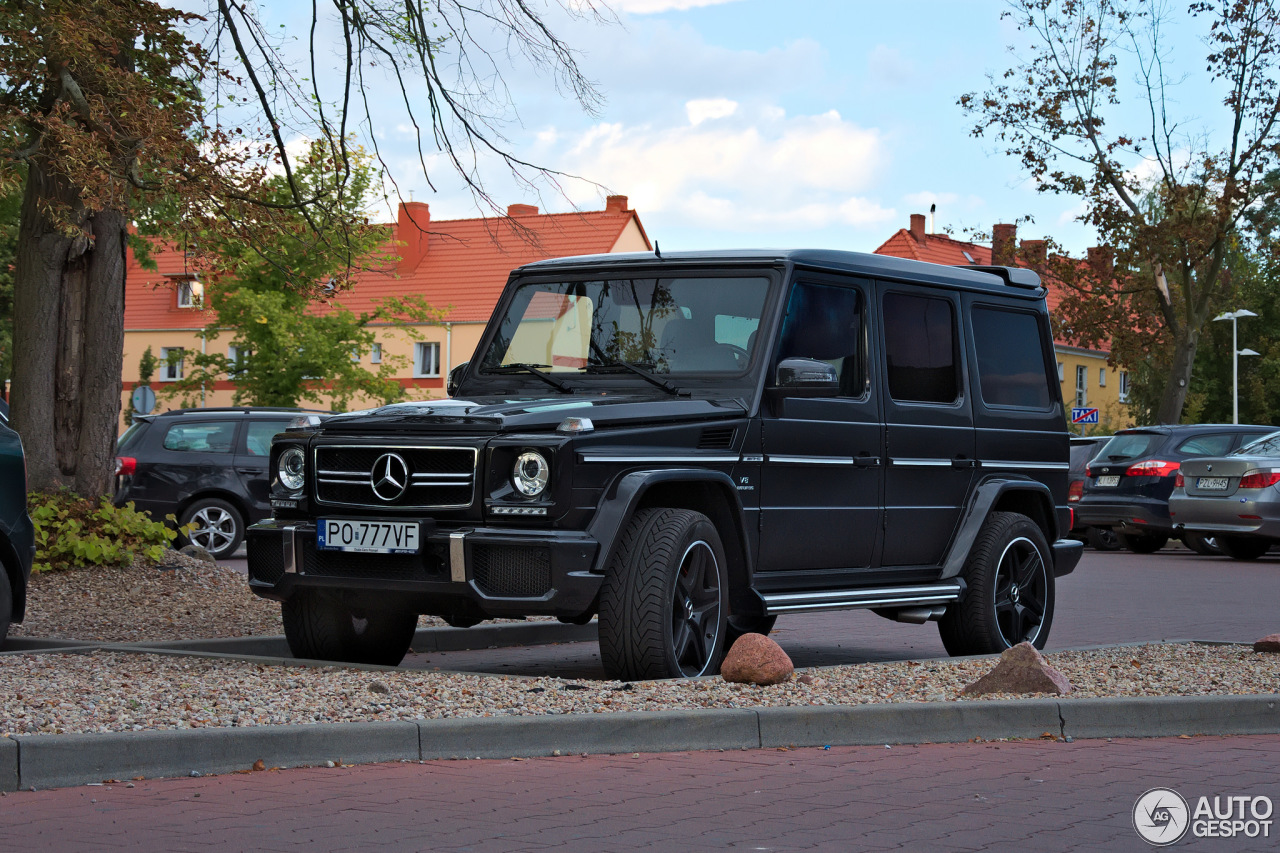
3, 734, 1278, 851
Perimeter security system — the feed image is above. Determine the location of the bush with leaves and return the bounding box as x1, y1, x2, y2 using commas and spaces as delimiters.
30, 492, 184, 572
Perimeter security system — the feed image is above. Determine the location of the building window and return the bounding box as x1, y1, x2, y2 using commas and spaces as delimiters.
1074, 365, 1088, 407
227, 346, 251, 375
414, 342, 441, 378
351, 347, 361, 363
370, 343, 382, 364
1056, 362, 1064, 382
176, 278, 203, 309
1099, 368, 1106, 387
160, 347, 184, 382
1119, 370, 1131, 403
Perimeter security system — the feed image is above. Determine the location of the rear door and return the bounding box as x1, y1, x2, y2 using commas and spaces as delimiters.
234, 418, 295, 521
149, 418, 244, 506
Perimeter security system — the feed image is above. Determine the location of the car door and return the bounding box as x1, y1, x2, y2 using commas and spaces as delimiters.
153, 419, 244, 507
235, 418, 295, 522
757, 275, 884, 576
878, 282, 976, 567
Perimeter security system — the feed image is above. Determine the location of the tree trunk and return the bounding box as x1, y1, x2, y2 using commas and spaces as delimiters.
1156, 326, 1201, 425
11, 161, 127, 497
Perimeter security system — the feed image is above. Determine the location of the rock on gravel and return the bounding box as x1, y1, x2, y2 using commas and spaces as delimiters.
721, 633, 794, 685
1254, 634, 1280, 653
962, 642, 1072, 696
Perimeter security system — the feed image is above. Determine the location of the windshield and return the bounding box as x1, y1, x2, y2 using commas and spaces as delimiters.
479, 275, 772, 377
1235, 430, 1280, 458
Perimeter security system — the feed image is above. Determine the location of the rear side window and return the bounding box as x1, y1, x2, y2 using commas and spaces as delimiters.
883, 292, 958, 404
162, 421, 238, 454
243, 421, 292, 457
970, 307, 1052, 409
1097, 432, 1162, 462
1236, 432, 1280, 457
1175, 433, 1235, 457
116, 421, 148, 452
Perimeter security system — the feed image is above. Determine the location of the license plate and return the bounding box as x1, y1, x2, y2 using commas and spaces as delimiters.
317, 519, 421, 554
1096, 475, 1120, 487
1197, 477, 1230, 491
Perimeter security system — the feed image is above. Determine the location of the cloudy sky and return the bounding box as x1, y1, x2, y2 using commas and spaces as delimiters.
262, 0, 1227, 256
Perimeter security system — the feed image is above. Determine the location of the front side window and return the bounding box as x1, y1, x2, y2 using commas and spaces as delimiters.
883, 291, 958, 404
415, 342, 441, 377
480, 275, 771, 376
162, 420, 238, 453
970, 306, 1052, 409
776, 281, 868, 397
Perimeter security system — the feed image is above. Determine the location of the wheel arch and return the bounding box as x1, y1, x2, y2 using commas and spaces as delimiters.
941, 476, 1058, 580
0, 533, 27, 623
588, 469, 757, 616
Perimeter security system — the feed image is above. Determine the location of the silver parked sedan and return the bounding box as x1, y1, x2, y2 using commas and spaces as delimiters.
1170, 429, 1280, 560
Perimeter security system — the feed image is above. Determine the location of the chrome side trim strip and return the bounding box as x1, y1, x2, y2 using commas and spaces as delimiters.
890, 458, 952, 467
283, 526, 297, 574
449, 532, 468, 583
766, 455, 855, 466
578, 455, 741, 464
982, 461, 1071, 470
761, 583, 962, 615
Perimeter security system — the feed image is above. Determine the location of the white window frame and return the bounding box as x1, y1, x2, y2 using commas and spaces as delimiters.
370, 343, 382, 364
414, 342, 441, 378
175, 278, 203, 309
1118, 370, 1131, 403
1074, 365, 1088, 408
227, 346, 251, 374
1099, 368, 1106, 387
160, 347, 184, 382
1056, 362, 1064, 382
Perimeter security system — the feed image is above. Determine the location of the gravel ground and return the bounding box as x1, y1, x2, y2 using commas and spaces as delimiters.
0, 643, 1277, 737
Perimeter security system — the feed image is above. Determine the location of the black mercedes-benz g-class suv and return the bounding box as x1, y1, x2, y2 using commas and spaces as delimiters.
247, 249, 1081, 679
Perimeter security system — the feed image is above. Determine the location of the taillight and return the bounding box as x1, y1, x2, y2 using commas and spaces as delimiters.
115, 456, 136, 476
1068, 480, 1084, 502
1238, 469, 1280, 489
1174, 471, 1185, 489
1127, 459, 1180, 477
1085, 464, 1094, 478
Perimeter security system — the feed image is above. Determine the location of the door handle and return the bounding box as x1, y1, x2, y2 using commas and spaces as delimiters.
951, 457, 978, 469
853, 456, 881, 468
235, 467, 259, 475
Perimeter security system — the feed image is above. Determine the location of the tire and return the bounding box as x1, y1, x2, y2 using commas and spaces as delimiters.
282, 592, 417, 666
1181, 532, 1223, 556
1086, 527, 1122, 551
1216, 535, 1272, 561
0, 569, 12, 646
178, 498, 244, 560
1116, 531, 1169, 554
598, 507, 729, 681
938, 511, 1055, 657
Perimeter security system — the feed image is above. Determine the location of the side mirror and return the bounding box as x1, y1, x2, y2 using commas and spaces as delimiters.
774, 357, 839, 391
447, 361, 469, 397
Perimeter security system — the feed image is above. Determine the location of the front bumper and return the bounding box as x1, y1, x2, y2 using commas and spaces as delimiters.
1051, 538, 1083, 577
1074, 495, 1172, 534
245, 519, 602, 620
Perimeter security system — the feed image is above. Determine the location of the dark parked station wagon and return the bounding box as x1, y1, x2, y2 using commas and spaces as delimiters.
248, 249, 1082, 678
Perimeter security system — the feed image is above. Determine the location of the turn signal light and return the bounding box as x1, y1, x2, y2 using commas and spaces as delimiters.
1127, 459, 1180, 477
115, 456, 136, 476
1238, 469, 1280, 489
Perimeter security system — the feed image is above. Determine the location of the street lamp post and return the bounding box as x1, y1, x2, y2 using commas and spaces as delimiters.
1212, 309, 1259, 424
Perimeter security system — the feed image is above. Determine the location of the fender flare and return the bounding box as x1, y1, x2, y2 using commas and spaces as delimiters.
940, 475, 1058, 580
586, 469, 753, 580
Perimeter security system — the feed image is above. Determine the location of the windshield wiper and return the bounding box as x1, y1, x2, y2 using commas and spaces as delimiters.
485, 363, 574, 394
585, 359, 681, 395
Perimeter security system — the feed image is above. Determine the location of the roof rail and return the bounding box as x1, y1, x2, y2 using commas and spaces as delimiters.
962, 265, 1042, 289
157, 407, 334, 416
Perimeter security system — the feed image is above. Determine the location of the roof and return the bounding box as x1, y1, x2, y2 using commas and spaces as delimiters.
124, 197, 650, 329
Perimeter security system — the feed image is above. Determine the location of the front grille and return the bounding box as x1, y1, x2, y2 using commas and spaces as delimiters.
300, 541, 445, 583
314, 445, 477, 509
247, 536, 285, 584
472, 545, 552, 597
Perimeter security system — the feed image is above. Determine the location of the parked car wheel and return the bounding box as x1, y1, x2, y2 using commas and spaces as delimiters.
282, 592, 417, 666
939, 511, 1055, 656
1216, 535, 1272, 561
599, 507, 728, 680
1181, 532, 1223, 556
1086, 527, 1122, 551
1116, 531, 1169, 554
178, 498, 244, 560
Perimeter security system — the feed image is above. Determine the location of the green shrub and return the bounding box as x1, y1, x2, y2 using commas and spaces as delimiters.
30, 491, 183, 572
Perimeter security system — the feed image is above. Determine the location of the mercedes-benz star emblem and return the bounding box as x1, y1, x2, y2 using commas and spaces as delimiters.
371, 453, 409, 501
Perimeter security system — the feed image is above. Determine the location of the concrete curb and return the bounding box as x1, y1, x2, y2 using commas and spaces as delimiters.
5, 694, 1278, 792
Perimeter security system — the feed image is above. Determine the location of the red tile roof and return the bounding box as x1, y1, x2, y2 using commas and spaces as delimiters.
124, 197, 650, 329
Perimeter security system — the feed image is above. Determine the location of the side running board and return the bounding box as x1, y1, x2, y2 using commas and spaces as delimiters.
761, 582, 963, 615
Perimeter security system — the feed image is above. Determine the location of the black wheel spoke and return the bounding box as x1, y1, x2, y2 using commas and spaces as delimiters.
671, 617, 693, 663
1016, 552, 1043, 588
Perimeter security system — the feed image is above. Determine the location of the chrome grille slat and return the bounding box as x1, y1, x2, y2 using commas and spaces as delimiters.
314, 444, 478, 510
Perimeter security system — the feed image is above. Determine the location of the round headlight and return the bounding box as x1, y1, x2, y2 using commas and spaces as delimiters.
278, 447, 306, 492
512, 451, 550, 497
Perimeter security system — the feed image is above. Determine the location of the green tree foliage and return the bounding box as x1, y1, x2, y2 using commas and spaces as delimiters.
961, 0, 1280, 424
160, 143, 445, 410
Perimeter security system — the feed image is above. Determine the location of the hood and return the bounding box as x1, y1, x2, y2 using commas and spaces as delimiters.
319, 394, 748, 434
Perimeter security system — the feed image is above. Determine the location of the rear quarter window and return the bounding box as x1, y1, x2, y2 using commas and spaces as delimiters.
1175, 434, 1236, 457
1097, 432, 1162, 462
970, 306, 1052, 409
1236, 432, 1280, 457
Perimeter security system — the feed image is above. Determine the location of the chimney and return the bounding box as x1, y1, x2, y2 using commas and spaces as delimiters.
1087, 246, 1113, 276
397, 201, 430, 273
507, 203, 539, 217
991, 223, 1017, 266
909, 213, 926, 243
1020, 239, 1047, 267
605, 195, 629, 215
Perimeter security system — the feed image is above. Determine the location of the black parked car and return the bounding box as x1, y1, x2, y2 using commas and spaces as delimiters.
1075, 424, 1275, 554
0, 410, 34, 643
114, 408, 331, 559
248, 249, 1081, 676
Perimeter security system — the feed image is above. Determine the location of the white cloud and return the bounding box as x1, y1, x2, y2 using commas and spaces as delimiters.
685, 98, 738, 126
607, 0, 744, 13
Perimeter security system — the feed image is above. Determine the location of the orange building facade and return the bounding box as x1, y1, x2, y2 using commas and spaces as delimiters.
121, 196, 651, 429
